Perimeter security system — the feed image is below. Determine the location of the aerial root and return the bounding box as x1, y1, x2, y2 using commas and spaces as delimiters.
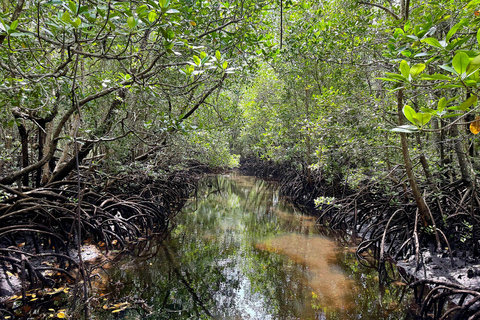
0, 168, 198, 305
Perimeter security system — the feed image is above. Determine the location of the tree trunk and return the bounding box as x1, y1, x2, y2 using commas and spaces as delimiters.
451, 122, 475, 189
397, 89, 430, 225
35, 120, 46, 187
13, 112, 29, 187
50, 89, 126, 183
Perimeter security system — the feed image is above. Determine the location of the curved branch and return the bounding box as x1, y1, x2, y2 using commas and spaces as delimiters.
358, 1, 401, 20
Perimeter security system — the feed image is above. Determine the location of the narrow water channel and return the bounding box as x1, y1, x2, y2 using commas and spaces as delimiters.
92, 173, 413, 319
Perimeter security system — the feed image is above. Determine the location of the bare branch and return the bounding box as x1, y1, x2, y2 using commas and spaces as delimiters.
358, 1, 401, 20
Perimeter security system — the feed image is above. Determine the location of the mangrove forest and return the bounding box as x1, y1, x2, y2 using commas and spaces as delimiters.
2, 0, 480, 319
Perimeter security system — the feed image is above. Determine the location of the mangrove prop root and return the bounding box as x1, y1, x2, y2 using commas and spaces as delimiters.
0, 167, 200, 313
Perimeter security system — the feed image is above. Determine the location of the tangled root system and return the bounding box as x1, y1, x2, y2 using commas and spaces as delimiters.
0, 167, 199, 306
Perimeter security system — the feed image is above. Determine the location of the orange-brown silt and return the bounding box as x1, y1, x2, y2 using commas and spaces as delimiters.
257, 233, 356, 310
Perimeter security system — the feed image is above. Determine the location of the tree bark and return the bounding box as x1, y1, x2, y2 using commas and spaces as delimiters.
451, 122, 475, 189
12, 110, 29, 187
397, 89, 430, 225
49, 89, 127, 183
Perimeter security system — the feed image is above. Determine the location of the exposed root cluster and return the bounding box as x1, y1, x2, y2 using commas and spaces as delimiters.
0, 166, 200, 316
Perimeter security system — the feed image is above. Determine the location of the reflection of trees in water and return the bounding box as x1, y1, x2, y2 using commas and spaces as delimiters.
91, 174, 413, 320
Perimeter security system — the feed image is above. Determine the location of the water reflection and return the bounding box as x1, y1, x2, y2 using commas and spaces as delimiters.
257, 234, 354, 309
90, 173, 412, 320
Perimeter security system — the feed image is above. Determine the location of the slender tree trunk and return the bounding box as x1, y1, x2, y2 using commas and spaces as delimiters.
415, 132, 437, 191
35, 120, 46, 187
451, 122, 475, 189
40, 122, 54, 185
13, 112, 29, 187
397, 89, 430, 225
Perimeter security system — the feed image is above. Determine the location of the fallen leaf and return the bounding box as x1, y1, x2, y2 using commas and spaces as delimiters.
470, 115, 480, 134
57, 311, 66, 318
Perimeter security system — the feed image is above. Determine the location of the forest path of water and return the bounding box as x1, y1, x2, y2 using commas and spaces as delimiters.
91, 173, 413, 319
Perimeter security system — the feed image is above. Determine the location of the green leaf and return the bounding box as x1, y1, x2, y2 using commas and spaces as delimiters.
200, 51, 207, 59
384, 72, 407, 81
438, 97, 447, 110
403, 105, 417, 125
452, 52, 470, 75
8, 32, 31, 37
215, 50, 221, 61
465, 80, 478, 86
148, 11, 157, 23
399, 60, 410, 79
442, 113, 461, 118
439, 65, 457, 74
193, 55, 201, 66
477, 28, 480, 46
446, 18, 467, 42
71, 17, 81, 28
391, 125, 418, 133
420, 74, 452, 81
391, 128, 415, 133
413, 113, 432, 126
68, 0, 77, 14
447, 36, 470, 51
9, 20, 18, 31
422, 37, 444, 48
420, 107, 436, 114
434, 84, 463, 89
127, 16, 136, 29
467, 55, 480, 76
159, 0, 170, 8
448, 106, 468, 111
61, 11, 71, 23
78, 5, 89, 14
376, 77, 402, 83
459, 95, 478, 111
410, 63, 425, 78
137, 5, 148, 14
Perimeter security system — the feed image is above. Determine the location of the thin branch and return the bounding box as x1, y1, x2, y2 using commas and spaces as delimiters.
358, 1, 401, 20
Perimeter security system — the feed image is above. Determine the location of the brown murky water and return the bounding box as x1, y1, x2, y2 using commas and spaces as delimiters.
89, 173, 413, 320
257, 234, 355, 309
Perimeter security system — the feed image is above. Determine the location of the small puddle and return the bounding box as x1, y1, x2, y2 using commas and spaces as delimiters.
89, 173, 414, 319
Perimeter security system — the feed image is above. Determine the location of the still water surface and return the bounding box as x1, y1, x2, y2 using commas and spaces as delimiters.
94, 173, 412, 319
